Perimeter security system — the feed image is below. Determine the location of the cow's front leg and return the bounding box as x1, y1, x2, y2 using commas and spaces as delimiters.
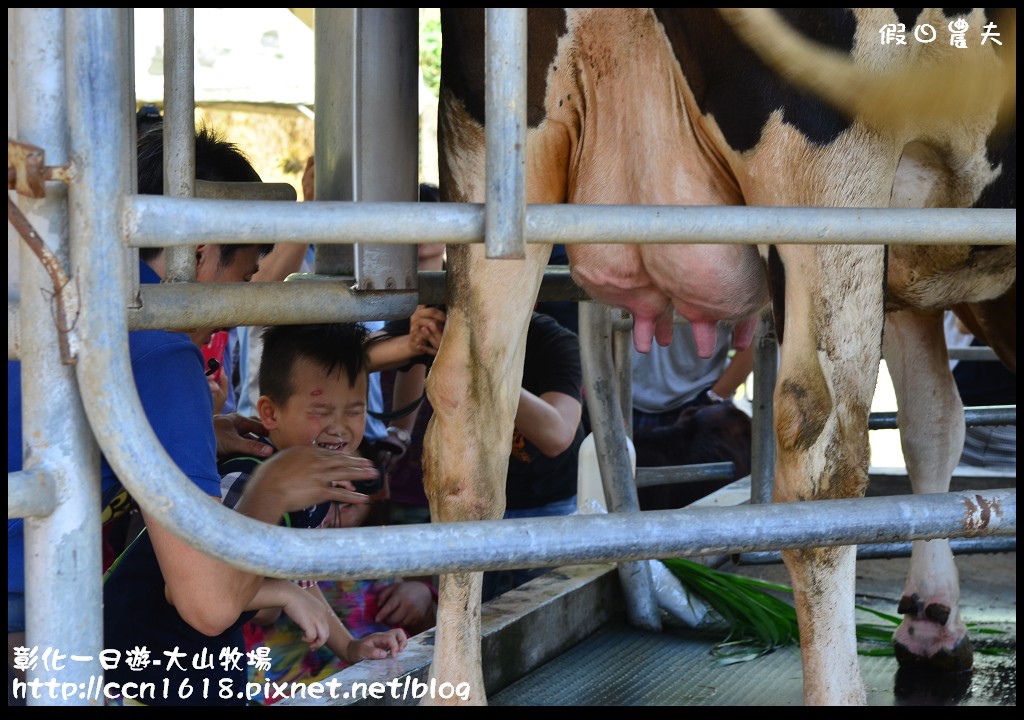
420, 242, 549, 705
882, 309, 972, 672
772, 245, 884, 705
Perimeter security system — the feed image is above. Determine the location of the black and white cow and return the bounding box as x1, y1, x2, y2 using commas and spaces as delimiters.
422, 8, 1015, 705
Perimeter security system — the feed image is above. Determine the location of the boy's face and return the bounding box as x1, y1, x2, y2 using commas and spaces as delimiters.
257, 355, 368, 454
334, 498, 372, 528
190, 244, 263, 346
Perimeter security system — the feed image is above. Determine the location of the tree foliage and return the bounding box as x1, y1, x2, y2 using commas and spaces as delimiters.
419, 9, 441, 99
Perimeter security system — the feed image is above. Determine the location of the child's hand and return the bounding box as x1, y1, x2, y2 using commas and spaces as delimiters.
213, 413, 272, 459
375, 581, 436, 634
208, 371, 229, 415
347, 628, 408, 663
408, 305, 446, 356
280, 584, 334, 651
237, 445, 378, 523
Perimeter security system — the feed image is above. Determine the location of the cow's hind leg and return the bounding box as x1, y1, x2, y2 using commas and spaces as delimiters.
883, 308, 972, 672
420, 242, 550, 705
772, 245, 884, 705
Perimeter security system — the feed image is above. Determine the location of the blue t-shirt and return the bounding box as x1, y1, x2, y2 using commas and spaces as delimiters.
8, 360, 25, 595
8, 260, 220, 591
361, 320, 387, 442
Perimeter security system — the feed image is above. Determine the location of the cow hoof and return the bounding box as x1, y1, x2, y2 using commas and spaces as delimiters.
894, 635, 974, 673
893, 665, 973, 704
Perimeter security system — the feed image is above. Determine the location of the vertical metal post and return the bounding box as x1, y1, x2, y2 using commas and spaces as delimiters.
15, 7, 105, 705
315, 7, 418, 291
579, 302, 662, 632
750, 313, 778, 504
314, 8, 355, 275
161, 8, 197, 283
483, 8, 528, 259
122, 8, 141, 306
612, 310, 634, 438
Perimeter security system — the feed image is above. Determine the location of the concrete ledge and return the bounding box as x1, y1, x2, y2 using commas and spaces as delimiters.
279, 562, 623, 706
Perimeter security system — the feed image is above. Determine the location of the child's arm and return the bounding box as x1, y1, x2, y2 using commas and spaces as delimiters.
366, 306, 447, 372
307, 584, 409, 664
248, 578, 332, 649
249, 606, 283, 626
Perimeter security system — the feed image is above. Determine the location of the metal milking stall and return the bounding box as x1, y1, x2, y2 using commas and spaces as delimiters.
7, 8, 1015, 706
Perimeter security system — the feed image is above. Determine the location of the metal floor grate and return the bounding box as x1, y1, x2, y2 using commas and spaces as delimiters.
491, 617, 1016, 706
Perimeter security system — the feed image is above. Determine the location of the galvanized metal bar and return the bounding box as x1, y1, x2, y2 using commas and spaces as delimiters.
579, 301, 662, 632
7, 468, 57, 519
870, 466, 1016, 485
8, 301, 19, 360
160, 7, 197, 283
128, 270, 578, 331
131, 281, 419, 329
350, 8, 420, 292
870, 405, 1016, 430
948, 346, 999, 362
416, 267, 586, 306
80, 487, 1012, 581
612, 310, 635, 437
121, 8, 141, 311
312, 7, 355, 275
194, 179, 297, 202
636, 463, 737, 488
7, 270, 585, 354
125, 199, 1017, 248
750, 314, 777, 505
484, 8, 528, 259
16, 7, 106, 705
735, 535, 1016, 565
521, 204, 1016, 245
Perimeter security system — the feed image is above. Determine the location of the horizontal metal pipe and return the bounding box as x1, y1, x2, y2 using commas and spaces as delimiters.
869, 468, 1016, 484
125, 196, 1016, 248
8, 270, 586, 351
132, 486, 1014, 581
129, 270, 582, 330
7, 468, 57, 519
869, 405, 1016, 430
734, 535, 1016, 564
130, 281, 420, 329
416, 268, 587, 306
194, 179, 296, 202
635, 462, 736, 488
947, 346, 999, 362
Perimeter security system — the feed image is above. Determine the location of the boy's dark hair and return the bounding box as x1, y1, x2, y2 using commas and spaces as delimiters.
136, 103, 163, 139
419, 182, 440, 203
259, 323, 371, 406
136, 123, 274, 266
